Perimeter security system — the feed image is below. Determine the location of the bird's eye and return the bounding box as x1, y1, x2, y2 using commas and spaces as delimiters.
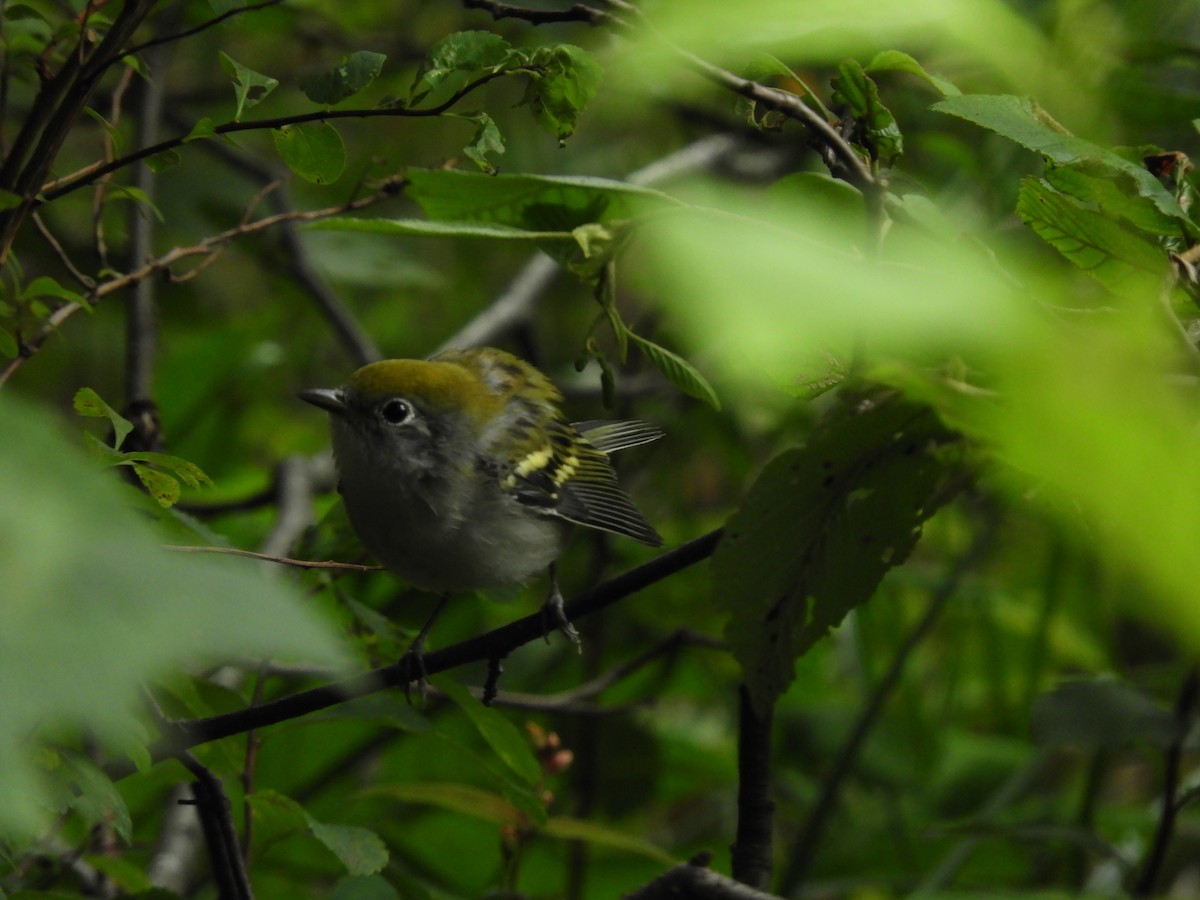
380, 398, 412, 425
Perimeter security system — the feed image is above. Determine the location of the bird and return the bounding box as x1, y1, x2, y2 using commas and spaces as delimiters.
299, 346, 663, 678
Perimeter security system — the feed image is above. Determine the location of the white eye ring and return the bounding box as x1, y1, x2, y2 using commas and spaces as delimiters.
380, 398, 412, 425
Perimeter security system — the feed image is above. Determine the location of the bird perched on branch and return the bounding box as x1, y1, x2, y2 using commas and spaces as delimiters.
300, 346, 663, 672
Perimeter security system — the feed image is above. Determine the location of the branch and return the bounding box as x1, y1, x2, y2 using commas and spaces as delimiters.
165, 545, 383, 573
39, 69, 511, 204
731, 685, 774, 889
140, 529, 724, 763
120, 0, 285, 60
461, 0, 615, 25
625, 854, 786, 900
177, 753, 254, 900
1133, 664, 1200, 897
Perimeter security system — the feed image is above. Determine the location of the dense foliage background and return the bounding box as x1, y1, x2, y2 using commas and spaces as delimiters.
3, 1, 1200, 897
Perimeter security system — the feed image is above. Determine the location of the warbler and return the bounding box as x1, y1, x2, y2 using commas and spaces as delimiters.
299, 347, 663, 655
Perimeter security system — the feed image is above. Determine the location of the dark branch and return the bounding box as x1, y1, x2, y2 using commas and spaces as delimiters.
1133, 664, 1200, 896
142, 529, 724, 763
120, 0, 285, 60
39, 69, 512, 204
731, 685, 774, 889
461, 0, 614, 25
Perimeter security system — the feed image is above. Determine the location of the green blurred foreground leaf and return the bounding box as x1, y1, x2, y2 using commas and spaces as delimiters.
0, 396, 348, 835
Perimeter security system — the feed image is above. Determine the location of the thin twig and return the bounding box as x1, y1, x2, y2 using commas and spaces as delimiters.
39, 69, 512, 203
120, 0, 284, 60
164, 545, 384, 573
0, 183, 401, 386
31, 212, 96, 289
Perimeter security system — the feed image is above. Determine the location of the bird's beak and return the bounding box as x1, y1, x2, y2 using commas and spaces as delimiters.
298, 387, 348, 416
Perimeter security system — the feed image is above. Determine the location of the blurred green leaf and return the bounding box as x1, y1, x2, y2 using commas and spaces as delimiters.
0, 396, 348, 834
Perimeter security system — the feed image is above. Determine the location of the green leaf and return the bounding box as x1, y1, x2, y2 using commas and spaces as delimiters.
312, 217, 573, 242
1044, 164, 1188, 238
370, 782, 522, 825
184, 117, 220, 143
299, 50, 387, 105
62, 754, 132, 843
304, 814, 389, 877
0, 397, 348, 834
73, 387, 133, 450
1031, 678, 1176, 750
272, 122, 346, 184
218, 51, 278, 121
145, 149, 182, 173
410, 30, 514, 104
23, 275, 82, 305
0, 328, 17, 358
458, 111, 506, 174
120, 450, 213, 490
628, 332, 720, 410
132, 463, 181, 508
405, 168, 673, 232
714, 394, 960, 715
1016, 176, 1167, 292
330, 875, 400, 900
437, 678, 541, 785
831, 59, 902, 165
522, 44, 602, 143
0, 188, 22, 211
866, 49, 960, 97
542, 816, 677, 864
933, 94, 1187, 221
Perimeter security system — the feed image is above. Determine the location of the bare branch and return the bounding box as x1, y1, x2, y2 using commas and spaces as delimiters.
165, 545, 384, 573
120, 0, 285, 60
461, 0, 615, 26
39, 69, 512, 204
0, 182, 402, 386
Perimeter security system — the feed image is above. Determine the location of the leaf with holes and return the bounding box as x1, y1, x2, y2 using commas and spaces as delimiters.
714, 393, 962, 715
272, 122, 346, 184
